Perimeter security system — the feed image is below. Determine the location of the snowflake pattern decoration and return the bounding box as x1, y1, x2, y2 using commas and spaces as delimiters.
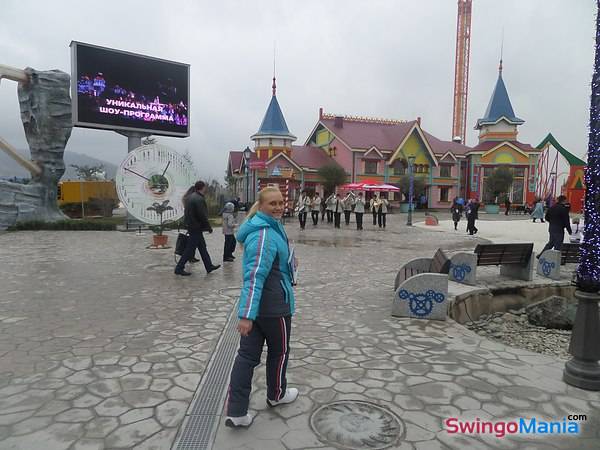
398, 289, 445, 317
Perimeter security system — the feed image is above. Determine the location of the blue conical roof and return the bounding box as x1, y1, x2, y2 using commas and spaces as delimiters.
476, 71, 524, 128
251, 85, 297, 141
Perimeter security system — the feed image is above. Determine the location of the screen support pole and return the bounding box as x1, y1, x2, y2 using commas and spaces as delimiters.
116, 131, 151, 228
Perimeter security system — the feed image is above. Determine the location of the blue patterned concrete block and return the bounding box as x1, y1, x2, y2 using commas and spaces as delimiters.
449, 253, 477, 285
537, 250, 561, 280
392, 273, 448, 321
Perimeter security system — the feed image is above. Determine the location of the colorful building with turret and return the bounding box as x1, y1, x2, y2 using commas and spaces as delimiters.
228, 64, 580, 211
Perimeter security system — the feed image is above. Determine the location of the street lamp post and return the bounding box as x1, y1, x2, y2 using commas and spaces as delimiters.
407, 156, 416, 226
243, 146, 252, 209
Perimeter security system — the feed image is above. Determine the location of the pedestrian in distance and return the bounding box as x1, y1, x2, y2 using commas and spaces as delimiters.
222, 202, 237, 262
531, 198, 545, 223
465, 198, 479, 235
311, 192, 321, 226
354, 192, 365, 230
325, 193, 335, 223
295, 190, 309, 230
451, 197, 463, 230
320, 196, 327, 222
538, 195, 572, 257
370, 194, 380, 226
174, 181, 220, 276
343, 192, 354, 226
333, 193, 343, 229
225, 186, 298, 428
377, 194, 389, 228
504, 195, 511, 216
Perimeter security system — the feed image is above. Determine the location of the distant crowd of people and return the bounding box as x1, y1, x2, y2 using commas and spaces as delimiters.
294, 191, 390, 231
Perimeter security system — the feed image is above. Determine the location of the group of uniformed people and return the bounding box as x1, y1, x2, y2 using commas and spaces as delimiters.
294, 190, 389, 231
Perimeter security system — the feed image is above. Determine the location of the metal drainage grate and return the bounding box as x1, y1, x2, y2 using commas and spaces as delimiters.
173, 302, 240, 450
310, 400, 405, 450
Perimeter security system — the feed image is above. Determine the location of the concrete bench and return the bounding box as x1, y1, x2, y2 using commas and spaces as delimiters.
449, 243, 535, 285
537, 243, 580, 280
393, 249, 450, 321
394, 248, 450, 290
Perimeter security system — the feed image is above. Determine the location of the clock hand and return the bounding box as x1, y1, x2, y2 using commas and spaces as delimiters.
161, 161, 171, 177
124, 167, 151, 181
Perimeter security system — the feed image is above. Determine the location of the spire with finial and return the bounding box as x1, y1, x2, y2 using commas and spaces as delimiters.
272, 41, 277, 96
499, 28, 504, 73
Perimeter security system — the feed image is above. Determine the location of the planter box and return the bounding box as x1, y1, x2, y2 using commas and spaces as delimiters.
484, 204, 500, 214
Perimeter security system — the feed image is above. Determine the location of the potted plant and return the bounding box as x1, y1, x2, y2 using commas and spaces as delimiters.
397, 175, 426, 212
147, 200, 173, 247
483, 167, 513, 214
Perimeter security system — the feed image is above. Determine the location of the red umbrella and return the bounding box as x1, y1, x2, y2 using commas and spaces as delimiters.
339, 182, 366, 190
363, 183, 400, 192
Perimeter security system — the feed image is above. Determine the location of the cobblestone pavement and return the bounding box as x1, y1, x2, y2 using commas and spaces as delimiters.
0, 214, 598, 449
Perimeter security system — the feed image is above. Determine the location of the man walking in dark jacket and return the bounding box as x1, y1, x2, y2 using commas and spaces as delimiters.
175, 181, 220, 276
539, 195, 572, 257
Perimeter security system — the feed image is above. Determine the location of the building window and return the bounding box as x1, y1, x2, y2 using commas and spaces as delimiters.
440, 165, 451, 178
392, 160, 406, 175
440, 187, 450, 202
365, 160, 378, 174
513, 167, 525, 178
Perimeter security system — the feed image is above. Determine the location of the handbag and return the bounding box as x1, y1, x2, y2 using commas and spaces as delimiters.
175, 232, 189, 256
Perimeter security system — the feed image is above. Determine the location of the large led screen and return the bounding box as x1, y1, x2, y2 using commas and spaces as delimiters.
71, 41, 190, 137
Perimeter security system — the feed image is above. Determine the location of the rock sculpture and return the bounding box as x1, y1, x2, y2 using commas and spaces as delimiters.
0, 66, 72, 229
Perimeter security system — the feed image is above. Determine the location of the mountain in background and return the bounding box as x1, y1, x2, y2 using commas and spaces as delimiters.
0, 149, 117, 180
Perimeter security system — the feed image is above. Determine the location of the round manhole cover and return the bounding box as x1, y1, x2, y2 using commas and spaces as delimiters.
310, 400, 404, 449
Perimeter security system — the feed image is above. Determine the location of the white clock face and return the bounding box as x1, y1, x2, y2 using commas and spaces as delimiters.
116, 143, 196, 225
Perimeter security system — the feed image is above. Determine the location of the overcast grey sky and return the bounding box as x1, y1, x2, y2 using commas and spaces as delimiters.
0, 0, 594, 181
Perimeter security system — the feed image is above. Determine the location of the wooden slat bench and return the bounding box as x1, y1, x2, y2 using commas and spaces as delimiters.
449, 243, 536, 285
474, 243, 534, 267
560, 243, 580, 265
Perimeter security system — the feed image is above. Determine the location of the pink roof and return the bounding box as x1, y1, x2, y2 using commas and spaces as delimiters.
320, 115, 474, 158
470, 140, 539, 153
422, 131, 472, 156
320, 117, 417, 152
290, 145, 336, 169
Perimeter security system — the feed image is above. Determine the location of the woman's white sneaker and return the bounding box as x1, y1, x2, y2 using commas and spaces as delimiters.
267, 388, 299, 407
225, 413, 254, 428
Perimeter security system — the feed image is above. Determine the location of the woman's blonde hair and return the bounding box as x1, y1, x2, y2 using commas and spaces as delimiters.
244, 186, 282, 222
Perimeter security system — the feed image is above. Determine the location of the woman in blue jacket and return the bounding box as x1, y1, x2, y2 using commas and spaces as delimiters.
225, 186, 298, 428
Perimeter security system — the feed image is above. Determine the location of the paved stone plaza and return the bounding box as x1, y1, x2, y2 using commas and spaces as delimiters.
0, 214, 599, 449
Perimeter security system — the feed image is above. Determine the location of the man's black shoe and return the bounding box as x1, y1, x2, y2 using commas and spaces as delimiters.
223, 257, 235, 262
175, 270, 192, 276
189, 257, 200, 263
207, 265, 221, 274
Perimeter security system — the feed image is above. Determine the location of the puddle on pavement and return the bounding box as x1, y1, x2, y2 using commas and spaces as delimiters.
294, 237, 361, 248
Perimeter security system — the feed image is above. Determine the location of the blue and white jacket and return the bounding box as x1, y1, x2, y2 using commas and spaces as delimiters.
237, 212, 295, 321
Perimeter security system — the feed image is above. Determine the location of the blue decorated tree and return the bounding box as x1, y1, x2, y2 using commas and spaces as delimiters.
577, 3, 600, 292
564, 1, 600, 391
